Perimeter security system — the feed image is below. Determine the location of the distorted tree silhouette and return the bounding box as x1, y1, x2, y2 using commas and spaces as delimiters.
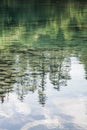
49, 49, 71, 91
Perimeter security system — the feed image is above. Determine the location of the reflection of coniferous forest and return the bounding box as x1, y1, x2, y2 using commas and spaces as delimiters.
0, 0, 87, 105
0, 48, 71, 105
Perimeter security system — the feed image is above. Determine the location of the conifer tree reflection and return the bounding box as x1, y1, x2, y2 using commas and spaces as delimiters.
38, 53, 46, 106
0, 52, 14, 103
78, 47, 87, 80
49, 49, 71, 91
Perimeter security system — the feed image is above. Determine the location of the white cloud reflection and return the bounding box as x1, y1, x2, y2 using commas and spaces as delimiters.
53, 97, 87, 129
21, 97, 87, 130
0, 94, 31, 118
21, 108, 62, 130
0, 92, 87, 130
0, 94, 87, 130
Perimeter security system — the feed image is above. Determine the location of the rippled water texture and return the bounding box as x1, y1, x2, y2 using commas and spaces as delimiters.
0, 0, 87, 130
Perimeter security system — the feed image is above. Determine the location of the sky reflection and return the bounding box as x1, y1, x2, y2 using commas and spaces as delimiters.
0, 56, 87, 130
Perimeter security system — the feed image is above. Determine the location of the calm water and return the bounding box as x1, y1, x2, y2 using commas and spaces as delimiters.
0, 0, 87, 130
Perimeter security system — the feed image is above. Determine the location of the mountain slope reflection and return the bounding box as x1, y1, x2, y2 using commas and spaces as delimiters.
0, 48, 71, 105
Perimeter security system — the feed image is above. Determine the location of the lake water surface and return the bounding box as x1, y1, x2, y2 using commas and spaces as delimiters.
0, 1, 87, 130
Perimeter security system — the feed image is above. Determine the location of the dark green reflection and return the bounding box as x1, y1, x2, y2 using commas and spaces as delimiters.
0, 0, 87, 49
